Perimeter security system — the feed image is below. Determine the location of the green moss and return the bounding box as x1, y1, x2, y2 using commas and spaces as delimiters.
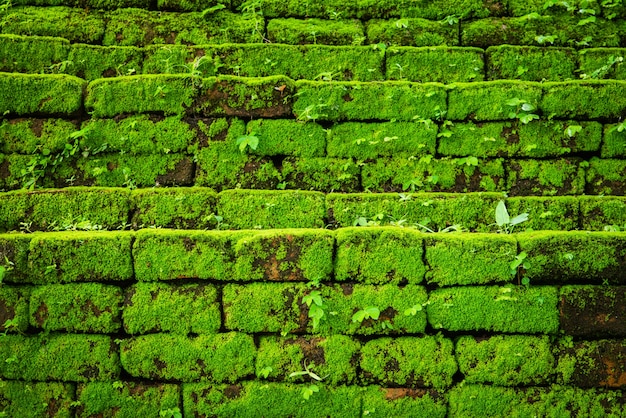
586, 158, 626, 195
518, 231, 626, 284
486, 45, 576, 81
327, 121, 437, 159
294, 80, 447, 121
66, 44, 143, 80
0, 234, 31, 282
0, 333, 120, 381
427, 285, 559, 333
85, 75, 196, 117
183, 382, 362, 418
317, 284, 428, 335
555, 339, 626, 387
78, 154, 194, 188
0, 381, 74, 418
0, 34, 69, 73
245, 119, 326, 157
462, 16, 620, 48
131, 187, 218, 229
132, 229, 247, 281
602, 124, 626, 158
361, 386, 447, 418
404, 0, 499, 19
0, 118, 77, 154
578, 48, 626, 80
448, 384, 626, 417
217, 189, 326, 229
579, 196, 626, 230
457, 335, 554, 385
506, 159, 585, 196
77, 382, 180, 418
81, 115, 196, 155
560, 285, 626, 337
387, 46, 484, 82
28, 231, 133, 284
0, 286, 30, 332
29, 283, 122, 332
365, 19, 458, 47
447, 80, 542, 121
505, 196, 579, 231
211, 44, 385, 81
256, 335, 360, 385
1, 6, 105, 43
360, 336, 457, 389
195, 75, 295, 118
103, 8, 257, 47
0, 73, 85, 116
326, 192, 501, 231
267, 18, 365, 45
156, 0, 229, 11
121, 333, 255, 382
280, 157, 361, 192
509, 0, 601, 17
334, 227, 426, 285
234, 229, 334, 281
425, 233, 517, 285
223, 282, 306, 333
541, 80, 626, 119
123, 282, 220, 334
0, 187, 131, 232
142, 45, 206, 75
361, 157, 505, 193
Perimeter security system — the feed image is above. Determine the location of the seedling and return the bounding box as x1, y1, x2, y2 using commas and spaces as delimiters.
289, 361, 325, 381
505, 98, 539, 124
159, 407, 182, 418
301, 384, 319, 400
0, 257, 14, 284
564, 125, 583, 138
236, 132, 259, 153
510, 251, 531, 286
302, 290, 325, 330
352, 306, 380, 323
257, 366, 273, 379
495, 200, 528, 233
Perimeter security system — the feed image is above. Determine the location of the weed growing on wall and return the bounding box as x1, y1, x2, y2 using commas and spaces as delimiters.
495, 200, 528, 233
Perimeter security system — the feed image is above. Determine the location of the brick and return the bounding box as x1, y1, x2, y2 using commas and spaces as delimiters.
542, 80, 626, 119
0, 285, 29, 332
0, 73, 85, 116
280, 157, 361, 192
133, 229, 246, 281
578, 48, 626, 81
425, 233, 517, 286
30, 283, 122, 333
518, 231, 626, 284
0, 187, 131, 232
0, 334, 120, 381
602, 123, 626, 158
267, 18, 365, 45
123, 282, 220, 334
326, 192, 501, 231
586, 158, 626, 195
361, 336, 457, 389
0, 118, 78, 154
486, 45, 576, 81
234, 229, 334, 282
579, 196, 626, 230
361, 386, 447, 418
335, 227, 426, 285
217, 189, 326, 229
256, 335, 360, 385
504, 196, 579, 231
183, 382, 361, 418
0, 34, 70, 74
427, 285, 559, 333
366, 18, 458, 47
120, 333, 255, 382
244, 119, 326, 158
28, 231, 133, 284
0, 381, 74, 418
560, 286, 626, 337
76, 382, 180, 417
0, 234, 30, 282
505, 158, 585, 196
456, 335, 554, 386
387, 46, 484, 83
66, 44, 143, 80
447, 80, 542, 121
556, 339, 626, 388
448, 384, 626, 417
131, 187, 218, 229
293, 80, 447, 122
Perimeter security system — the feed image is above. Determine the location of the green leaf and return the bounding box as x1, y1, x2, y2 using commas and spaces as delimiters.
565, 125, 583, 138
351, 310, 366, 323
521, 103, 535, 112
302, 384, 319, 400
236, 133, 259, 153
364, 306, 380, 320
510, 213, 529, 226
495, 200, 510, 227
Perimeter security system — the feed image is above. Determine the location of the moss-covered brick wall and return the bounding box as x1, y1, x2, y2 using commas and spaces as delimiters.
2, 0, 626, 416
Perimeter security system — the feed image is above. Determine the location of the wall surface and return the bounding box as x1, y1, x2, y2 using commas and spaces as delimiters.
1, 0, 626, 416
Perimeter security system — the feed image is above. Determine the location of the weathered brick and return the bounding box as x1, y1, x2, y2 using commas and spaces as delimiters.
0, 234, 30, 282
0, 381, 74, 418
579, 196, 626, 231
556, 339, 626, 388
560, 286, 626, 337
0, 285, 29, 332
361, 386, 447, 418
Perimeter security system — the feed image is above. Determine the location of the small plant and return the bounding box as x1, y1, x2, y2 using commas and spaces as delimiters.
580, 55, 624, 80
257, 366, 273, 379
352, 306, 380, 323
159, 407, 182, 418
301, 384, 319, 400
510, 251, 531, 286
505, 98, 539, 124
535, 34, 557, 45
0, 257, 14, 284
564, 124, 583, 138
302, 290, 325, 330
457, 156, 479, 167
289, 361, 325, 381
494, 200, 528, 233
236, 132, 259, 153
